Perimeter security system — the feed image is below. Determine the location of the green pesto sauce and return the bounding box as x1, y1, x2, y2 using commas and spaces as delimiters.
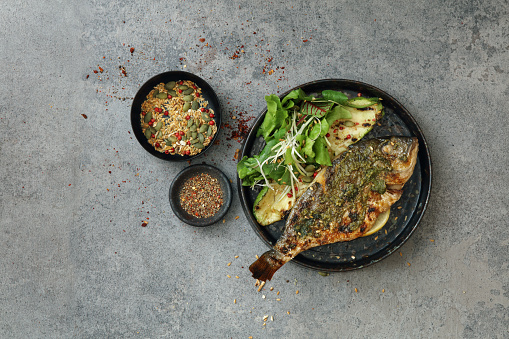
297, 139, 394, 237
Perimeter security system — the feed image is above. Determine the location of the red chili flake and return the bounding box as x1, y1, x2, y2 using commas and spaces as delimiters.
346, 134, 351, 139
333, 129, 337, 133
303, 39, 308, 42
155, 142, 160, 147
199, 38, 206, 42
151, 134, 155, 138
192, 85, 197, 89
326, 133, 330, 137
164, 111, 169, 116
224, 110, 255, 143
142, 111, 146, 116
313, 172, 318, 177
201, 108, 206, 112
98, 67, 104, 73
165, 150, 169, 154
287, 193, 293, 198
209, 113, 215, 118
185, 150, 190, 155
170, 147, 175, 153
86, 74, 89, 79
339, 126, 344, 130
179, 81, 183, 85
177, 135, 182, 141
148, 121, 153, 126
93, 70, 98, 74
81, 114, 88, 119
154, 107, 162, 113
178, 89, 183, 94
150, 118, 155, 123
186, 140, 191, 145
355, 122, 359, 125
195, 92, 200, 97
119, 66, 127, 77
130, 47, 135, 54
167, 95, 172, 99
179, 131, 185, 136
185, 115, 191, 120
141, 222, 147, 227
209, 120, 215, 125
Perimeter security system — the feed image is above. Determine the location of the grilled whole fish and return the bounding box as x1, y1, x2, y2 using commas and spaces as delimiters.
249, 136, 419, 281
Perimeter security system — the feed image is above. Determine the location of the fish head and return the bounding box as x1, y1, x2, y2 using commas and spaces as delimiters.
380, 136, 419, 188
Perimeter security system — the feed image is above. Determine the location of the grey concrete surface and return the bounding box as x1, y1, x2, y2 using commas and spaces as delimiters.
1, 0, 508, 338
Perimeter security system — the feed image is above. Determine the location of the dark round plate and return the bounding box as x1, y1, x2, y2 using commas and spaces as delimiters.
170, 164, 232, 227
131, 71, 221, 161
238, 79, 432, 272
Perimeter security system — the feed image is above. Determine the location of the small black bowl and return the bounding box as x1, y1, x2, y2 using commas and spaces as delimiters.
131, 71, 221, 161
169, 164, 232, 226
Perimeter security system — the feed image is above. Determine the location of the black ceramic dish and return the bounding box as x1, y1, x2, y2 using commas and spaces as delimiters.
170, 164, 232, 227
131, 71, 221, 161
238, 79, 432, 272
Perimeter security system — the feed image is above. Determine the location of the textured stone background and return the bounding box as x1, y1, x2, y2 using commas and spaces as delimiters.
1, 0, 508, 338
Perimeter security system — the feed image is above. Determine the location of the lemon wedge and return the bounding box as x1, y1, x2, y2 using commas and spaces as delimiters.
363, 210, 390, 236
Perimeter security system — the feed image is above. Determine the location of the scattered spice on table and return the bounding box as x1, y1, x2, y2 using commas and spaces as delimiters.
179, 173, 223, 218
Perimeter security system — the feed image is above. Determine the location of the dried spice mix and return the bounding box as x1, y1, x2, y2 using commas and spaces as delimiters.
179, 173, 223, 218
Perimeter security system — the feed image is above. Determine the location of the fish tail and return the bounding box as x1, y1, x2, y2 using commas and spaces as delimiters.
249, 249, 285, 282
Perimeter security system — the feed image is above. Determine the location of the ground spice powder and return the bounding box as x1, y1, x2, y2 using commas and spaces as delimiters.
179, 173, 223, 218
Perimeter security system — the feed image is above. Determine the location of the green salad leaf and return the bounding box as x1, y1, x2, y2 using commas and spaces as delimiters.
322, 90, 348, 104
257, 95, 288, 139
313, 137, 332, 166
325, 105, 352, 125
237, 88, 381, 188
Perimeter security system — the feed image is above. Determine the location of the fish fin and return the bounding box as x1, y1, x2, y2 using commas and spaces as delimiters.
249, 250, 285, 282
